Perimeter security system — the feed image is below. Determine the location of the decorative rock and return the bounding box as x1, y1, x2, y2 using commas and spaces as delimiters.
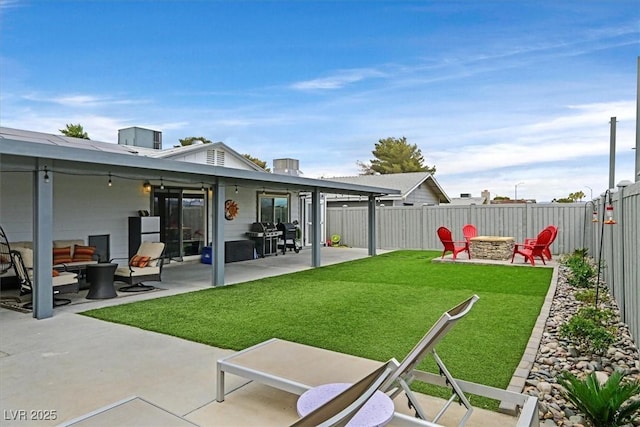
594, 371, 609, 385
537, 381, 553, 394
526, 263, 640, 425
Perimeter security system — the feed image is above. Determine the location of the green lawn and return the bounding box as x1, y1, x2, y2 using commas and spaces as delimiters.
82, 250, 553, 409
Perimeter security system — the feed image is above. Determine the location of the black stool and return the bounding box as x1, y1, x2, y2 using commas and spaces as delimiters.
86, 263, 118, 299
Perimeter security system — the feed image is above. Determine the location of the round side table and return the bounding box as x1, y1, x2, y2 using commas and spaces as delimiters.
86, 263, 118, 299
297, 382, 394, 427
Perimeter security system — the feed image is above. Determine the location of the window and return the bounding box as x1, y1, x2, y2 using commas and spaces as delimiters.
259, 194, 289, 223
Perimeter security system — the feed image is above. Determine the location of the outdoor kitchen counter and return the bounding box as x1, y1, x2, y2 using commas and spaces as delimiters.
469, 236, 515, 260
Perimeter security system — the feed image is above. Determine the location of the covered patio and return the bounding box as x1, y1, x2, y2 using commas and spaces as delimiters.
0, 127, 399, 319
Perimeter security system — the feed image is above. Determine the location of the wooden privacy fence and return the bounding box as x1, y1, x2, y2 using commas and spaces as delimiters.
326, 180, 640, 346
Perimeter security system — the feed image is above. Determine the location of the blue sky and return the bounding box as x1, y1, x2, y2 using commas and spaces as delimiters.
1, 0, 638, 202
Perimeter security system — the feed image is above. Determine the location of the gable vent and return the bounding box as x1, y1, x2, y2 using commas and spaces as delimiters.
207, 148, 225, 166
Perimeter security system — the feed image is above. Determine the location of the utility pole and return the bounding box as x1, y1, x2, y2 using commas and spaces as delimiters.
609, 117, 616, 190
635, 56, 639, 182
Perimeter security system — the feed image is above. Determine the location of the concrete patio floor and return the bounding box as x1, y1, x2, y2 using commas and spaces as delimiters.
0, 247, 553, 426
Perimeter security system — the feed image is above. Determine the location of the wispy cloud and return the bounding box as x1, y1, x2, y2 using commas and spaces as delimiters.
22, 93, 150, 107
290, 68, 386, 91
0, 0, 21, 10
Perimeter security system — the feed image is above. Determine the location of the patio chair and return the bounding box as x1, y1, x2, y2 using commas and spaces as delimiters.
112, 241, 165, 292
525, 225, 557, 261
511, 228, 553, 266
10, 248, 79, 309
217, 295, 480, 426
462, 224, 477, 258
437, 227, 469, 260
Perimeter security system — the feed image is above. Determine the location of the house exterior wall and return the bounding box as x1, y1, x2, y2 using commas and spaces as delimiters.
1, 170, 302, 262
1, 171, 151, 261
1, 150, 302, 261
403, 183, 440, 205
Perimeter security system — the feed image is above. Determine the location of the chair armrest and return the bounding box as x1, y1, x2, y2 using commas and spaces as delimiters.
110, 257, 134, 274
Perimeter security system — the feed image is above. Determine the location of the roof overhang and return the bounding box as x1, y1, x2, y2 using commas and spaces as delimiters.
0, 133, 399, 197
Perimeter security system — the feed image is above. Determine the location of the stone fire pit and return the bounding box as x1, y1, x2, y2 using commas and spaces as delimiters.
469, 236, 515, 260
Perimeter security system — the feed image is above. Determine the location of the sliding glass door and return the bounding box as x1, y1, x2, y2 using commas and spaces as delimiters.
153, 188, 207, 259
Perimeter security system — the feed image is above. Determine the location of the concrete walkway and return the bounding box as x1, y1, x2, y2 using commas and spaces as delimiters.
0, 247, 552, 426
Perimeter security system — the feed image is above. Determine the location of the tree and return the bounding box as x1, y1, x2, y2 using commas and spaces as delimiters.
178, 136, 212, 146
555, 191, 587, 203
569, 191, 586, 202
60, 123, 89, 139
357, 137, 435, 175
243, 154, 271, 172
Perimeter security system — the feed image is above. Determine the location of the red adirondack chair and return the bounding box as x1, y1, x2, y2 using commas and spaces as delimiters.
437, 227, 469, 260
524, 225, 557, 260
462, 224, 478, 258
511, 228, 553, 266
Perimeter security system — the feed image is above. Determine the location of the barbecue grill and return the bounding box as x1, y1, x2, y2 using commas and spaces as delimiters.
276, 222, 301, 254
246, 222, 281, 257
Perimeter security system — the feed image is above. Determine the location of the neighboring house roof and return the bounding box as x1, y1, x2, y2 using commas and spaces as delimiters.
322, 172, 451, 203
449, 196, 488, 205
0, 127, 400, 196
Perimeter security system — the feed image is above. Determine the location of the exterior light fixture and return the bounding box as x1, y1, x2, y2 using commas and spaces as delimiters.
143, 181, 151, 192
160, 178, 165, 190
200, 182, 205, 191
235, 185, 238, 194
44, 167, 50, 183
108, 173, 113, 187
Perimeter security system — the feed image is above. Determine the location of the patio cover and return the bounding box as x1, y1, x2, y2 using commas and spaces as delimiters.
0, 127, 399, 319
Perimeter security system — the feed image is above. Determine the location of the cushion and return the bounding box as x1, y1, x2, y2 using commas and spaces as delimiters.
136, 256, 151, 268
12, 241, 33, 249
115, 266, 160, 277
54, 240, 84, 258
52, 271, 78, 287
129, 255, 142, 267
14, 247, 34, 269
53, 247, 72, 265
72, 245, 96, 262
136, 242, 165, 267
129, 255, 151, 268
52, 269, 60, 277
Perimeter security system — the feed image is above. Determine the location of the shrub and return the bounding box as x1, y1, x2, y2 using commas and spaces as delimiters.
562, 253, 598, 288
575, 289, 608, 305
557, 369, 640, 427
559, 307, 616, 354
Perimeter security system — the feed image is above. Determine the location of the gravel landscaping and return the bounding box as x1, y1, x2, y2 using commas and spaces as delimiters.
525, 263, 640, 427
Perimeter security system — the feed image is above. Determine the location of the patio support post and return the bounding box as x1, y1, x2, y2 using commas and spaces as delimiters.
33, 160, 54, 319
311, 188, 321, 267
211, 180, 225, 286
367, 195, 377, 256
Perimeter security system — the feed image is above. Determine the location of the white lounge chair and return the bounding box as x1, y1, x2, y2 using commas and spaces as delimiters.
216, 295, 538, 426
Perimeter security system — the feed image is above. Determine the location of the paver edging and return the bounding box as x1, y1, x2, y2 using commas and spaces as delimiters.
498, 264, 558, 416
